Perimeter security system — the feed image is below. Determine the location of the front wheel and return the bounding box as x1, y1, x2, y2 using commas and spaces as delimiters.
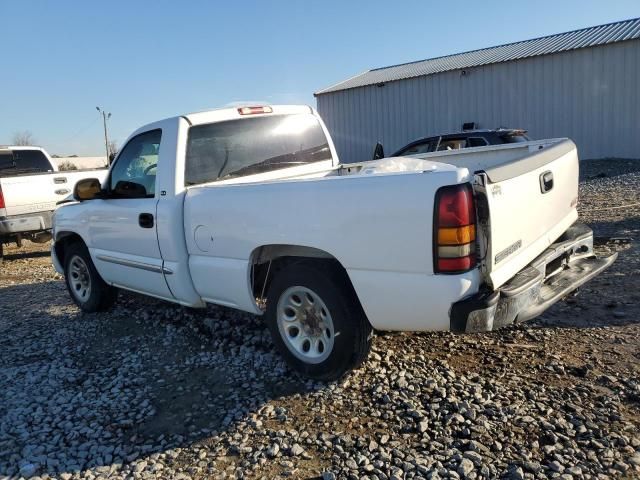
64, 243, 117, 312
265, 261, 373, 380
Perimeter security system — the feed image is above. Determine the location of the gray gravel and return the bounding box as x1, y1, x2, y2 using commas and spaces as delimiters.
0, 159, 638, 479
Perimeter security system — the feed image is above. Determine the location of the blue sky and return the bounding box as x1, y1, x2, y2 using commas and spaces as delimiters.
1, 0, 638, 156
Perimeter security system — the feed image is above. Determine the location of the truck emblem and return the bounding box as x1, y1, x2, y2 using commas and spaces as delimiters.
495, 240, 522, 264
491, 185, 502, 197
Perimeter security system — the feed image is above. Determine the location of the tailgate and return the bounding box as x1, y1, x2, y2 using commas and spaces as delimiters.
475, 139, 579, 288
0, 172, 74, 216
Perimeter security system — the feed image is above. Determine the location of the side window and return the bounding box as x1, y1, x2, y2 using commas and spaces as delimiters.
467, 137, 489, 148
109, 130, 161, 198
400, 141, 434, 156
437, 138, 467, 151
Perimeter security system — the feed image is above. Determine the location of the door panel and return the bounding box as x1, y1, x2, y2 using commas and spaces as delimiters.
86, 128, 173, 300
87, 198, 172, 298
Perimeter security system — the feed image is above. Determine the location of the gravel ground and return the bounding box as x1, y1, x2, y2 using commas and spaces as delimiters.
1, 159, 639, 480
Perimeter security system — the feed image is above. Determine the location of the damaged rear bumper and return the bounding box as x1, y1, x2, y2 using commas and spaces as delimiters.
450, 223, 617, 333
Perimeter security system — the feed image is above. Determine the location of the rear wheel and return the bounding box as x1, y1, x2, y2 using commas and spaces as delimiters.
266, 261, 372, 380
64, 242, 117, 312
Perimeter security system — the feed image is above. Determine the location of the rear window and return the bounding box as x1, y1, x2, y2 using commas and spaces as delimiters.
185, 113, 332, 186
0, 149, 52, 176
13, 149, 52, 171
0, 151, 14, 170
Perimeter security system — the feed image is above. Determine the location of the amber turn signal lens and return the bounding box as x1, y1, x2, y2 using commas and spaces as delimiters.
438, 225, 476, 245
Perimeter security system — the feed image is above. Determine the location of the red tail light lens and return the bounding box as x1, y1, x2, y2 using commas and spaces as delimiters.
437, 185, 475, 227
0, 186, 5, 209
437, 256, 475, 272
434, 184, 477, 273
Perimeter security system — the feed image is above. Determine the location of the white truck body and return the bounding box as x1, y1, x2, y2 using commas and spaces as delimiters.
50, 105, 615, 378
0, 146, 107, 255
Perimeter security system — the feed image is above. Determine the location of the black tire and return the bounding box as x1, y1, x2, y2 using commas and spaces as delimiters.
0, 242, 3, 266
64, 242, 117, 312
265, 261, 373, 380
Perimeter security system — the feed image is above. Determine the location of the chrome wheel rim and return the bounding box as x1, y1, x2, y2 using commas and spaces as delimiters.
68, 255, 91, 303
276, 286, 335, 364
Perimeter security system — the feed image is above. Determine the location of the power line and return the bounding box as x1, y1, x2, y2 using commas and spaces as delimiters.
59, 116, 100, 146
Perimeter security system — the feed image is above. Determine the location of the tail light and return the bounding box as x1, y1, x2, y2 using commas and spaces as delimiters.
434, 183, 477, 273
0, 185, 5, 209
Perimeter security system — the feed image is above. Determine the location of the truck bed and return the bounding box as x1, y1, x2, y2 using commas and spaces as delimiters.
183, 160, 475, 332
311, 137, 580, 289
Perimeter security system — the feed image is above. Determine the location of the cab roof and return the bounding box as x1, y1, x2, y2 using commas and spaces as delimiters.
184, 104, 314, 127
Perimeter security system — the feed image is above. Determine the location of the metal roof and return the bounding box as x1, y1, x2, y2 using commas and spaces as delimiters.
315, 17, 640, 95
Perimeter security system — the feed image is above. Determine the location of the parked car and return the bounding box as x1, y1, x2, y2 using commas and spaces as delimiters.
373, 128, 530, 159
51, 105, 615, 379
0, 145, 107, 262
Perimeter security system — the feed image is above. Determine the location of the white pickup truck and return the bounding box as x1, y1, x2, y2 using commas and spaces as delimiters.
0, 146, 107, 262
51, 105, 616, 379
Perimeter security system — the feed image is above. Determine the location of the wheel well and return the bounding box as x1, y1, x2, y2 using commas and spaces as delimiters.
54, 232, 85, 268
250, 245, 358, 309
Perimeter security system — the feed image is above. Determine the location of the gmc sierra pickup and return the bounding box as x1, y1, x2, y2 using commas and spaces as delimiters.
51, 105, 616, 379
0, 146, 107, 262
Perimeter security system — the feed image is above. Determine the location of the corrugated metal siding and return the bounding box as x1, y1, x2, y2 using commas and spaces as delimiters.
316, 18, 640, 95
317, 40, 640, 162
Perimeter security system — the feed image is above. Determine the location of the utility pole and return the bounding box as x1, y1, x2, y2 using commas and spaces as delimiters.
96, 107, 112, 164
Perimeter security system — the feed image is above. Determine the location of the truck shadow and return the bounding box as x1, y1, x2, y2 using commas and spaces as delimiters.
0, 280, 73, 311
0, 282, 317, 478
1, 248, 51, 262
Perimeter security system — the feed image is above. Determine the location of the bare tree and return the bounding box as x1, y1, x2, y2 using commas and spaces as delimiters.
107, 140, 119, 163
12, 130, 36, 146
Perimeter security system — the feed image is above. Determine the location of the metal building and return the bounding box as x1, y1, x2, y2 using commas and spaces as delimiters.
315, 18, 640, 163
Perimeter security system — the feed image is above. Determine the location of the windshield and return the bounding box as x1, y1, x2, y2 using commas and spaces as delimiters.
185, 113, 332, 186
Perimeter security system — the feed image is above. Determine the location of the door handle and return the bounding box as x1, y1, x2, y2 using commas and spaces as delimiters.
138, 213, 154, 228
539, 171, 554, 194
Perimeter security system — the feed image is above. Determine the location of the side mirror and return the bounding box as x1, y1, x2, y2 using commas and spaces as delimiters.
372, 142, 385, 160
73, 178, 102, 201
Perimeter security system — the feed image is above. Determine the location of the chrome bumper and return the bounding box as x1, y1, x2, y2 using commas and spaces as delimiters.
0, 211, 53, 235
450, 223, 618, 332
